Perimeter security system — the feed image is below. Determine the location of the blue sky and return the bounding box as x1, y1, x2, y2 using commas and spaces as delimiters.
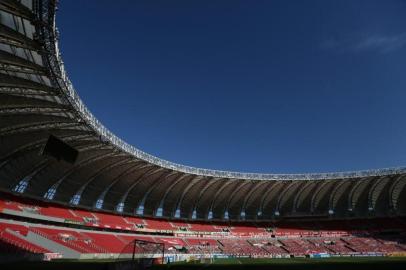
57, 0, 406, 174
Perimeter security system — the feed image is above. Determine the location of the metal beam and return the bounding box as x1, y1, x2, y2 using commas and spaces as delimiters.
94, 162, 149, 209
118, 167, 167, 211
70, 157, 133, 206
206, 179, 235, 219
258, 181, 284, 218
0, 50, 47, 74
367, 176, 390, 211
240, 180, 272, 218
170, 175, 202, 217
0, 0, 34, 20
131, 171, 177, 215
348, 177, 375, 213
276, 181, 303, 215
0, 86, 56, 97
9, 158, 50, 190
223, 181, 251, 219
154, 174, 189, 216
189, 178, 220, 219
0, 121, 82, 137
310, 180, 334, 213
292, 181, 315, 212
0, 136, 102, 194
329, 180, 353, 214
0, 106, 71, 116
0, 73, 56, 93
44, 150, 120, 201
0, 24, 42, 51
389, 175, 406, 210
0, 132, 93, 169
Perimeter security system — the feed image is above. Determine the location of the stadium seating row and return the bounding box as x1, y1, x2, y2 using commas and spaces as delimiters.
2, 194, 405, 236
1, 219, 405, 257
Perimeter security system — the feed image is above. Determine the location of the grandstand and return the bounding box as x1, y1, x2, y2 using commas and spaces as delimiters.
1, 193, 406, 260
0, 0, 406, 268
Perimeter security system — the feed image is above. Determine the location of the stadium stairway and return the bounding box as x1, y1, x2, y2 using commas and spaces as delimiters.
278, 242, 290, 254
25, 229, 81, 259
1, 229, 49, 254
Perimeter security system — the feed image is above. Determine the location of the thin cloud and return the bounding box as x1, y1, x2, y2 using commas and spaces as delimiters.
321, 33, 406, 54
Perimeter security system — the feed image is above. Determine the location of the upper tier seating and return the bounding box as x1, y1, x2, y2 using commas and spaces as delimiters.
229, 224, 266, 235
170, 221, 191, 229
40, 206, 82, 222
188, 223, 219, 232
2, 194, 405, 236
144, 219, 174, 231
91, 212, 132, 230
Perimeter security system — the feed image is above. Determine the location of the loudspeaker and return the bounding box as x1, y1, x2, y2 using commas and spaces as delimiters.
42, 135, 79, 164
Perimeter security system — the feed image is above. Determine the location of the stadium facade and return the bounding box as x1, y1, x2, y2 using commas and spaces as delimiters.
1, 0, 406, 225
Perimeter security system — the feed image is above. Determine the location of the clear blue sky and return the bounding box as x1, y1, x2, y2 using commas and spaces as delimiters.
57, 0, 406, 174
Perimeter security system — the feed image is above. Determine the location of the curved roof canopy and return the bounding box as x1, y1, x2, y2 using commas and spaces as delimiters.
0, 0, 405, 221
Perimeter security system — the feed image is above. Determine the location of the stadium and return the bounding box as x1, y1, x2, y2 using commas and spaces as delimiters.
0, 0, 406, 269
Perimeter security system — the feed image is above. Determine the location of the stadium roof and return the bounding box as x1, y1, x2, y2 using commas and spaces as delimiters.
0, 0, 405, 221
